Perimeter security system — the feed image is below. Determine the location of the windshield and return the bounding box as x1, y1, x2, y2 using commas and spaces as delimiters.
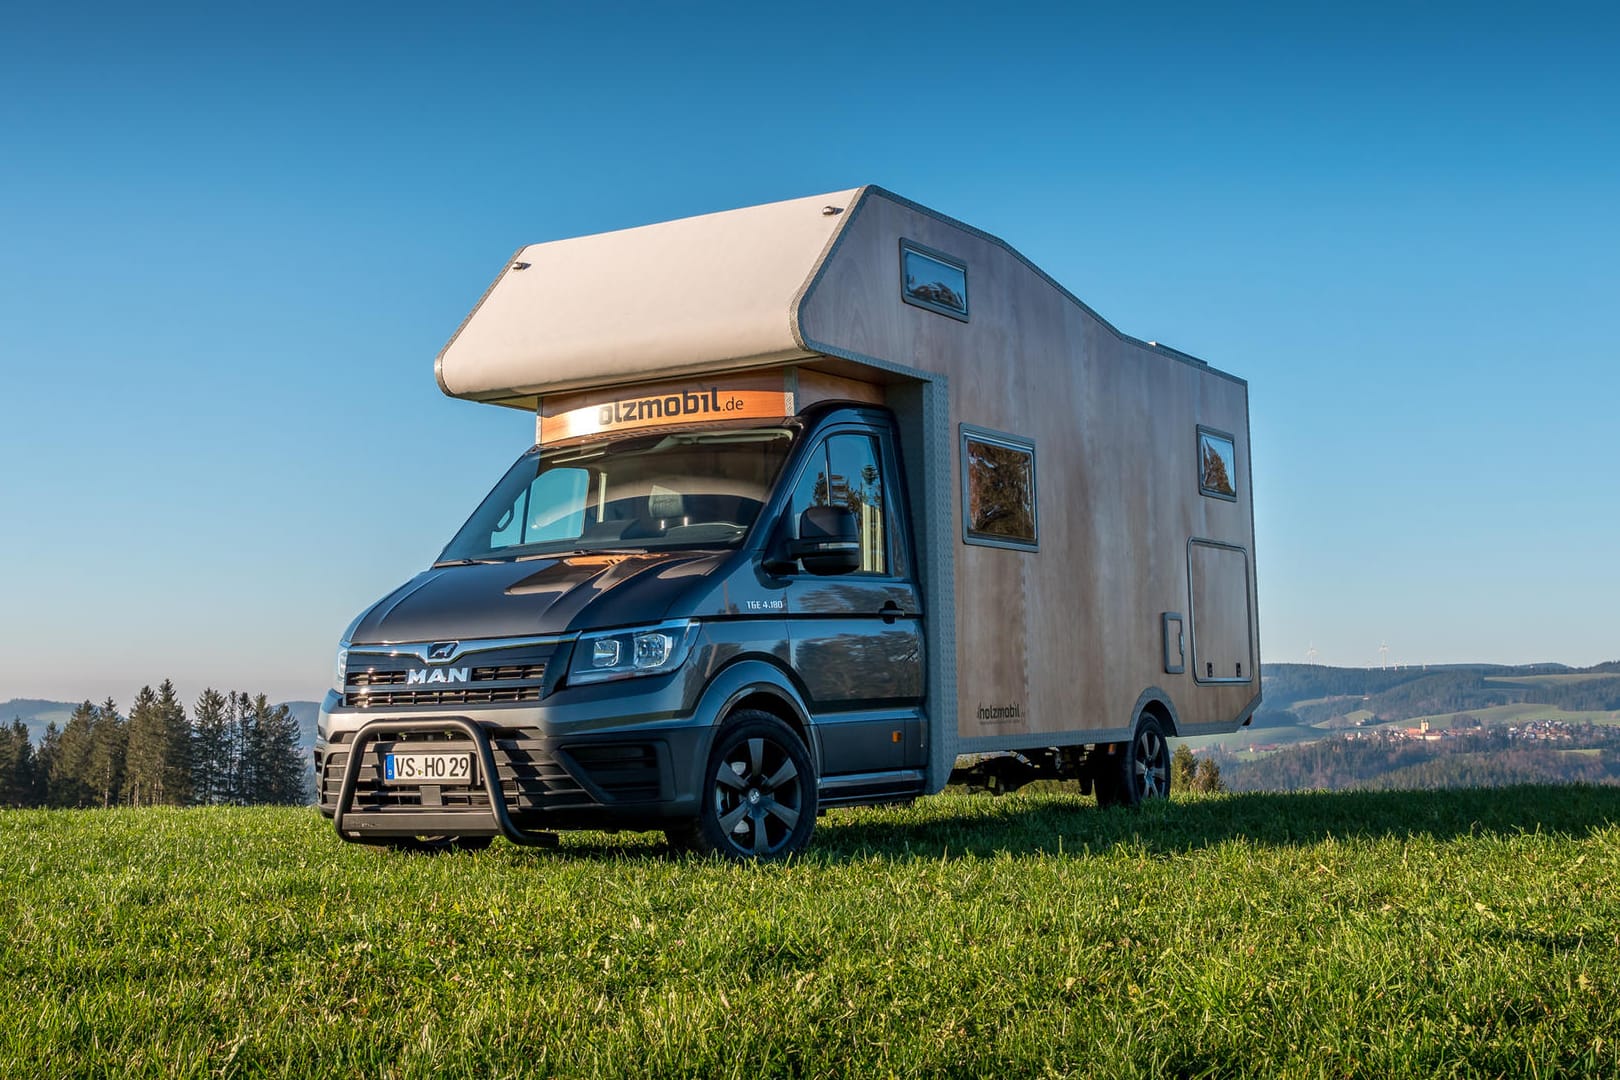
438, 428, 797, 563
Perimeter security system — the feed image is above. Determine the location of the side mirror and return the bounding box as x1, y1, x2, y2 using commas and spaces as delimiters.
786, 505, 862, 575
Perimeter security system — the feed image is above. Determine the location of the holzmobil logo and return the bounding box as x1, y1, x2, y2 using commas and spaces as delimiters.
539, 382, 795, 442
407, 668, 469, 685
598, 388, 746, 427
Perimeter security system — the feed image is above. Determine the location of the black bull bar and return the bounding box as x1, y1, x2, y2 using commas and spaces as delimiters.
332, 717, 558, 847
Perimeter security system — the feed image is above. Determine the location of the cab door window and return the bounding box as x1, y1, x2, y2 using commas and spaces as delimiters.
789, 433, 888, 575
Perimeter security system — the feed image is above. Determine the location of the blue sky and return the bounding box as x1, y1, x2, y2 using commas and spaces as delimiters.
2, 2, 1617, 706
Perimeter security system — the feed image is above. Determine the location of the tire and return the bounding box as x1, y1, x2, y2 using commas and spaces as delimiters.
1094, 711, 1172, 808
682, 710, 817, 860
381, 834, 495, 854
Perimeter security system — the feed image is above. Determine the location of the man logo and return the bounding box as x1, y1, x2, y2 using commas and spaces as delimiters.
428, 641, 460, 661
407, 668, 469, 685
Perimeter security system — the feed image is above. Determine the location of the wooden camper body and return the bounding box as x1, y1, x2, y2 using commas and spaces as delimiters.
437, 187, 1260, 788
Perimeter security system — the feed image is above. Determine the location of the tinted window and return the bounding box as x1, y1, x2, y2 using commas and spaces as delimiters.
962, 428, 1037, 550
440, 429, 794, 562
487, 468, 589, 549
1198, 427, 1237, 501
790, 434, 887, 575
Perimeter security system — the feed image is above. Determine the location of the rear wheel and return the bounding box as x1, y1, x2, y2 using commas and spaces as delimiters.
676, 711, 817, 860
1094, 711, 1172, 808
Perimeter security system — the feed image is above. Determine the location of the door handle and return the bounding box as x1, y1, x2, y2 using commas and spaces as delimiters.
879, 600, 903, 624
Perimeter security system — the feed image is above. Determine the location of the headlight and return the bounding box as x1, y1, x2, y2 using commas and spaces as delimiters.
568, 620, 699, 685
334, 644, 349, 692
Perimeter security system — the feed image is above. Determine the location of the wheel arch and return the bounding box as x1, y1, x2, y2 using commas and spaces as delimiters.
1130, 686, 1182, 738
694, 657, 819, 767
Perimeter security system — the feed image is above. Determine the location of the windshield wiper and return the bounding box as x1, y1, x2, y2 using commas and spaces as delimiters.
516, 547, 650, 559
434, 557, 512, 567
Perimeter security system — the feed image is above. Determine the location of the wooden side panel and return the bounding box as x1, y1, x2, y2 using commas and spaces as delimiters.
798, 192, 1259, 743
795, 367, 887, 410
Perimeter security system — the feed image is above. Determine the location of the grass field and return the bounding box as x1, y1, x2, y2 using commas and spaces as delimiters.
1485, 674, 1620, 688
5, 789, 1620, 1078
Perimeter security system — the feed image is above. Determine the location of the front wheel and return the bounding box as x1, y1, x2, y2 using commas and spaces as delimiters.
1094, 711, 1172, 808
676, 711, 817, 860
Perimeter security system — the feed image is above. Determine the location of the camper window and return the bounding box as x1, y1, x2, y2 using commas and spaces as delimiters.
961, 426, 1037, 551
1197, 426, 1237, 501
900, 240, 969, 321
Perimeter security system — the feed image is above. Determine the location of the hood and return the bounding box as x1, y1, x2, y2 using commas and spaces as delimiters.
350, 552, 728, 643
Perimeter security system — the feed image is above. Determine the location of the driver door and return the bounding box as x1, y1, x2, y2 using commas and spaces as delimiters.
784, 428, 925, 774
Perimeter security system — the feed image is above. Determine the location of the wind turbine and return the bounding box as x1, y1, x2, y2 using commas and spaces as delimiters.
1378, 641, 1391, 671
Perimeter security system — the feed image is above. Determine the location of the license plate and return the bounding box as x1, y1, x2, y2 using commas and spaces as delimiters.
383, 751, 474, 784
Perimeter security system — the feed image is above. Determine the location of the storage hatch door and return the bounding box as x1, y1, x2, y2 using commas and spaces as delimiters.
1188, 540, 1254, 684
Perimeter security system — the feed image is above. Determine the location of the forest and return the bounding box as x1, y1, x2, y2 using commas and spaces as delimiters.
0, 681, 307, 809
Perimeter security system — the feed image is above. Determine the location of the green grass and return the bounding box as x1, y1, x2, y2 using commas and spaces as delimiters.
5, 789, 1620, 1078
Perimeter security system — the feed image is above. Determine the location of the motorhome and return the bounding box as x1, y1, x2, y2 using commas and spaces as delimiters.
316, 187, 1259, 858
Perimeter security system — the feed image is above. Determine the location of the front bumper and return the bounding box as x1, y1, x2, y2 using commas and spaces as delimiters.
316, 675, 714, 842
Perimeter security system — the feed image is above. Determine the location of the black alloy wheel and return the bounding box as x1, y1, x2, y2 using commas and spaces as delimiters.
677, 711, 817, 860
1095, 711, 1172, 808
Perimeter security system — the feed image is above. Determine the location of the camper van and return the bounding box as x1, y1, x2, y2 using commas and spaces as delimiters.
316, 187, 1259, 858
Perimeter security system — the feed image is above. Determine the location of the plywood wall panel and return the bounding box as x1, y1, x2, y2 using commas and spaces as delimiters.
799, 192, 1259, 743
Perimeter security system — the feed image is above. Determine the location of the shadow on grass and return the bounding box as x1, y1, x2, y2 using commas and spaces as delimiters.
809, 784, 1620, 861
530, 784, 1620, 863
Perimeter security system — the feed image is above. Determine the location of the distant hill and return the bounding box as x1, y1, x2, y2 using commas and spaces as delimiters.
1263, 661, 1617, 716
0, 699, 78, 742
1218, 723, 1620, 793
1182, 661, 1620, 757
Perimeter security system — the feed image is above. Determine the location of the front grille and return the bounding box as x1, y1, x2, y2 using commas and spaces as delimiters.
343, 646, 553, 710
344, 685, 543, 708
475, 663, 547, 681
349, 663, 547, 688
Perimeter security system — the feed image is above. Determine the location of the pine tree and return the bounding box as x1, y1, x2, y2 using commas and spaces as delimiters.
190, 688, 230, 805
1193, 756, 1226, 794
53, 701, 97, 807
87, 698, 127, 808
35, 722, 61, 807
155, 680, 192, 806
253, 696, 308, 805
124, 685, 163, 808
0, 719, 36, 807
230, 691, 258, 805
1171, 744, 1197, 791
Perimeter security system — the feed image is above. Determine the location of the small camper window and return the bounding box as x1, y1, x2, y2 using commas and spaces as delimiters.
900, 241, 969, 321
961, 426, 1037, 551
1197, 427, 1237, 502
